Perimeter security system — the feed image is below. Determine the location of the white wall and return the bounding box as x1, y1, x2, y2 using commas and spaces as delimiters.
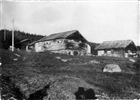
35, 42, 43, 52
86, 44, 91, 54
98, 50, 104, 56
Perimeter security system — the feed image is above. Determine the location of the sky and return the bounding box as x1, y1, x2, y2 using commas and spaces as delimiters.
1, 0, 140, 45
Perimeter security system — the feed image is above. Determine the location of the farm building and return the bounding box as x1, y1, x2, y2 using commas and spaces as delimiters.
15, 39, 30, 50
95, 40, 138, 57
88, 42, 99, 55
26, 30, 93, 55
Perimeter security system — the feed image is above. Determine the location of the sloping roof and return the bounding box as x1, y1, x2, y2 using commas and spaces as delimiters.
88, 42, 99, 48
28, 30, 87, 45
28, 41, 37, 46
95, 40, 134, 50
37, 30, 78, 42
15, 39, 29, 44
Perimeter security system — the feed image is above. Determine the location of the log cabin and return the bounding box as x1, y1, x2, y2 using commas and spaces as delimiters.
26, 30, 91, 55
95, 40, 138, 57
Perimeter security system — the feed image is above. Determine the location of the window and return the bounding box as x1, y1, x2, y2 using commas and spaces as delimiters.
57, 40, 61, 43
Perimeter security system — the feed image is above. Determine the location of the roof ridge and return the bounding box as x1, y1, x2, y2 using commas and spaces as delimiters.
95, 39, 134, 50
28, 30, 79, 45
49, 30, 78, 35
103, 39, 132, 42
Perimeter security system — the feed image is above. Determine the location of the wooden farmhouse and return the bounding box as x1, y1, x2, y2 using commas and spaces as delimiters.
26, 30, 92, 55
95, 40, 138, 57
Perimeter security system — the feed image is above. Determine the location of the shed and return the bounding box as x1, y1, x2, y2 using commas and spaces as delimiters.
15, 39, 30, 50
95, 40, 137, 57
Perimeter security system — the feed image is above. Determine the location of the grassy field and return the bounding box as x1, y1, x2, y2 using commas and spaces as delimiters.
1, 49, 140, 100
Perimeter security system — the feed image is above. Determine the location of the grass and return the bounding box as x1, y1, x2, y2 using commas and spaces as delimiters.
1, 49, 140, 99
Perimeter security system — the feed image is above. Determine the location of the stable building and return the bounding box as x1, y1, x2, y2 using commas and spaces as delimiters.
26, 30, 91, 55
15, 39, 30, 50
95, 40, 137, 57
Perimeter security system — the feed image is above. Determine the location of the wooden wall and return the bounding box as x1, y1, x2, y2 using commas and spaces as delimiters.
29, 39, 88, 55
42, 39, 66, 51
113, 49, 125, 57
97, 49, 125, 57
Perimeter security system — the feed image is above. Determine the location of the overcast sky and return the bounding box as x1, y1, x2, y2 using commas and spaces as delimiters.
1, 0, 140, 45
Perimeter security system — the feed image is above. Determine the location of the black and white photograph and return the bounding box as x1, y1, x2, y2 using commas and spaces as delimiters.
0, 0, 140, 99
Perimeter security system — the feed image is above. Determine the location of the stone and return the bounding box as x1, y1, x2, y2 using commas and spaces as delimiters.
103, 64, 121, 73
89, 60, 100, 64
15, 53, 20, 57
129, 59, 135, 63
56, 56, 61, 59
13, 58, 18, 61
61, 59, 67, 62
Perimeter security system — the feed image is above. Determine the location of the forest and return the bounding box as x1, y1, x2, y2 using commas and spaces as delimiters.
0, 29, 44, 50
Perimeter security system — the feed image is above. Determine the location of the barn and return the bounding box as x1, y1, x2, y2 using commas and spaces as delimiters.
95, 40, 137, 57
15, 39, 30, 50
26, 30, 91, 55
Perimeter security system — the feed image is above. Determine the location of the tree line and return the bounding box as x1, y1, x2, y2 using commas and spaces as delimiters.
0, 29, 44, 50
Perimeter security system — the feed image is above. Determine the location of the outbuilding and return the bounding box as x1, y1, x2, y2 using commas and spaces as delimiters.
95, 40, 137, 57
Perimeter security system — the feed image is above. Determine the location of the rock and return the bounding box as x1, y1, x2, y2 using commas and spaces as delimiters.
61, 59, 68, 62
56, 57, 71, 62
13, 58, 18, 61
56, 57, 61, 59
56, 56, 68, 62
129, 59, 135, 63
103, 64, 121, 73
89, 60, 100, 64
15, 53, 20, 57
0, 62, 2, 66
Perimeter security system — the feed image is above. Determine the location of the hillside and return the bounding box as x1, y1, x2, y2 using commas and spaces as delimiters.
1, 49, 140, 100
0, 29, 44, 50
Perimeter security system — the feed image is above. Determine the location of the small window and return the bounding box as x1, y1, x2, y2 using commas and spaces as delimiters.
57, 40, 61, 43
